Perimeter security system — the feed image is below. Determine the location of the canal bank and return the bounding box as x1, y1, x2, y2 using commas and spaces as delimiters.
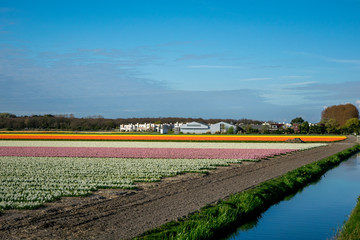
338, 195, 360, 239
226, 151, 360, 240
136, 144, 360, 240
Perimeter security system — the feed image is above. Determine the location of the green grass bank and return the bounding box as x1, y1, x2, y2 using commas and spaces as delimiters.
135, 144, 360, 240
338, 195, 360, 240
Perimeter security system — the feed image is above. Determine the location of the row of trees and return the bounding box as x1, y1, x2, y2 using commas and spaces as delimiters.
0, 113, 261, 131
291, 117, 360, 135
321, 103, 359, 126
1, 103, 359, 134
242, 103, 360, 135
289, 103, 360, 134
243, 121, 329, 135
320, 103, 360, 134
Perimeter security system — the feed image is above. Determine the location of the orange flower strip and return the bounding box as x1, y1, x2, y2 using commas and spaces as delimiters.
0, 133, 347, 142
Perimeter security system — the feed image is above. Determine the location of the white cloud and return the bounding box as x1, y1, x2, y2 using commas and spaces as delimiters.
356, 100, 360, 108
188, 65, 244, 69
280, 75, 312, 79
325, 57, 360, 65
241, 77, 272, 81
176, 54, 221, 61
285, 81, 317, 86
285, 51, 360, 66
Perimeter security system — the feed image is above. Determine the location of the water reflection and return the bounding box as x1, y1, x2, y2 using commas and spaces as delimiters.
225, 153, 360, 240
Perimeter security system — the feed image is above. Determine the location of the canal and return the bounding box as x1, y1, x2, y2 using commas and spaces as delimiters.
226, 152, 360, 240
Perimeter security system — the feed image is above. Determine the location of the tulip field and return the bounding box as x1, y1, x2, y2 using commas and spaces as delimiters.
0, 132, 347, 142
0, 137, 330, 210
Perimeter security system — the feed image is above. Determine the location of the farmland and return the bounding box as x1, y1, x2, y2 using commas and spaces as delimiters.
0, 132, 347, 142
0, 140, 326, 209
0, 134, 354, 240
0, 156, 244, 209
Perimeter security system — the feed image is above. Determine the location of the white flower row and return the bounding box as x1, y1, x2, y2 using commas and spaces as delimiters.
0, 156, 246, 209
0, 140, 326, 150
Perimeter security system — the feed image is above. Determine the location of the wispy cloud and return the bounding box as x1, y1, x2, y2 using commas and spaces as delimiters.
287, 81, 360, 104
241, 77, 272, 81
280, 75, 312, 79
259, 65, 282, 69
177, 54, 221, 61
157, 41, 194, 47
0, 46, 167, 103
285, 81, 317, 86
188, 65, 244, 69
325, 57, 360, 65
286, 51, 360, 66
356, 100, 360, 108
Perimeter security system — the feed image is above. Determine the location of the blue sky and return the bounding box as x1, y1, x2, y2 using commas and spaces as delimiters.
1, 0, 360, 122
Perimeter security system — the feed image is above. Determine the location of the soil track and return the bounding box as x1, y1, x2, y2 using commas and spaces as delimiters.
0, 136, 357, 240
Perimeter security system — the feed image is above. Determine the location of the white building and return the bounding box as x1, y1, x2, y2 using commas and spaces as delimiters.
210, 121, 237, 134
180, 121, 210, 134
120, 123, 172, 133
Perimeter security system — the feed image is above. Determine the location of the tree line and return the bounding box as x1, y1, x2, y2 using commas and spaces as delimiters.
0, 113, 262, 131
289, 103, 360, 135
1, 103, 358, 134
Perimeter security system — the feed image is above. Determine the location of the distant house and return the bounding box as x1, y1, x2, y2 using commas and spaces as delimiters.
160, 124, 171, 134
180, 121, 210, 134
269, 123, 284, 131
210, 122, 237, 134
292, 123, 300, 133
248, 124, 263, 132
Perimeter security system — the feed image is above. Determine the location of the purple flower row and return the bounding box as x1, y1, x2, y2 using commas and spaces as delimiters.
0, 147, 295, 159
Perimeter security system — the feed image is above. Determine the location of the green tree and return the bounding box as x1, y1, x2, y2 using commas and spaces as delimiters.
291, 117, 304, 124
284, 127, 294, 134
309, 124, 325, 134
245, 125, 258, 134
300, 121, 310, 134
324, 118, 340, 134
227, 126, 234, 134
0, 113, 16, 118
342, 118, 360, 134
259, 125, 270, 134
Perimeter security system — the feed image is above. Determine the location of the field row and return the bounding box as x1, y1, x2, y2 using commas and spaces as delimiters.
0, 133, 347, 142
0, 140, 328, 209
0, 140, 327, 149
0, 147, 295, 159
0, 156, 246, 209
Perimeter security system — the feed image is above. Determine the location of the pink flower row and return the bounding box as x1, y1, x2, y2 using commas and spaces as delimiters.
0, 147, 295, 160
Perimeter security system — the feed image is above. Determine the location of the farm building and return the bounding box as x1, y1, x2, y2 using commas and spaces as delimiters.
180, 121, 210, 134
210, 122, 237, 134
160, 124, 171, 134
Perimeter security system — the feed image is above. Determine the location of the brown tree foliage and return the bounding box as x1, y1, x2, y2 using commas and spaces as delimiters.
321, 103, 359, 126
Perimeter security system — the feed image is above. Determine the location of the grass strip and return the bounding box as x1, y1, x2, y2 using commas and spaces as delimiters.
135, 144, 360, 240
337, 196, 360, 240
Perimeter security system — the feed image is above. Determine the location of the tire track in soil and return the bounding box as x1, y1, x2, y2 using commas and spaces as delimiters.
0, 137, 356, 240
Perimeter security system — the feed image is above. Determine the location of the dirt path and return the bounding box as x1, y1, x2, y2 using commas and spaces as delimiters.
0, 137, 357, 240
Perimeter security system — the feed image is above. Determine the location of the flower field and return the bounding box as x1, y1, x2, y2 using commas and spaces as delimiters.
0, 156, 246, 209
0, 132, 347, 142
0, 140, 327, 149
0, 140, 327, 209
0, 146, 295, 159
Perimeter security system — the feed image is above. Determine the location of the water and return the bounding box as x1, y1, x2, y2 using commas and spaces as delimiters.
226, 153, 360, 240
